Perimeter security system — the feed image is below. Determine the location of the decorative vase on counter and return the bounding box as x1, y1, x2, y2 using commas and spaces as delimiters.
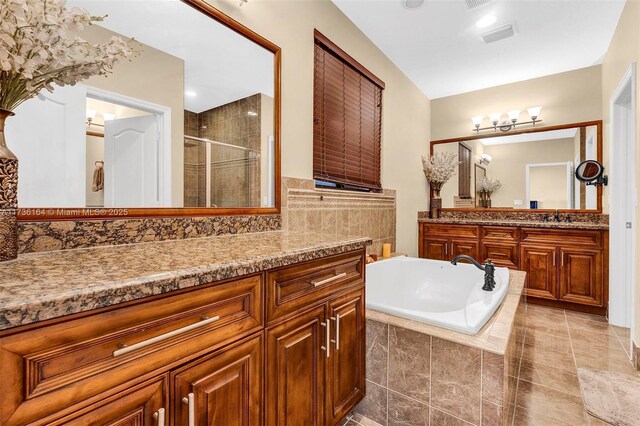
0, 109, 19, 262
430, 181, 444, 219
478, 190, 492, 208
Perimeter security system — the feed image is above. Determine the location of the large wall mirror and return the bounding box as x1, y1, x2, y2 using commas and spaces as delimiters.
431, 121, 603, 212
12, 0, 280, 220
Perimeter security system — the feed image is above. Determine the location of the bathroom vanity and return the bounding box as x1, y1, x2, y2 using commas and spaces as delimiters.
418, 219, 608, 315
0, 232, 368, 425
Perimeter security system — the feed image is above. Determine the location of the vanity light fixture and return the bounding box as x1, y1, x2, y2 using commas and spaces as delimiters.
86, 109, 96, 127
478, 153, 492, 165
471, 106, 542, 133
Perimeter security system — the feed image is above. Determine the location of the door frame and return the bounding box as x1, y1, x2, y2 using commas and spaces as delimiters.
84, 86, 173, 207
609, 63, 637, 344
525, 161, 574, 209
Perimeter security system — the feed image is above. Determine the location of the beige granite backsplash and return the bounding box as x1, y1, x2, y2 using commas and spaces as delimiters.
18, 214, 281, 254
281, 177, 396, 256
419, 210, 608, 224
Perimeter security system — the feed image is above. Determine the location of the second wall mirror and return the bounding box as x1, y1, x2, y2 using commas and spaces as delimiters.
431, 121, 603, 212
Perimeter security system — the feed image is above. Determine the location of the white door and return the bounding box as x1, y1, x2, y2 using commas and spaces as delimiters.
7, 85, 86, 207
104, 115, 160, 207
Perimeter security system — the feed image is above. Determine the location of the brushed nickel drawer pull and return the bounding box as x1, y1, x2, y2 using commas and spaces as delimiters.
182, 392, 195, 426
321, 320, 330, 358
153, 408, 165, 426
113, 315, 220, 357
312, 272, 347, 287
334, 314, 340, 350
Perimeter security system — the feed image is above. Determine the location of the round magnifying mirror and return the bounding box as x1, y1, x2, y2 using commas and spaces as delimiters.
575, 160, 604, 183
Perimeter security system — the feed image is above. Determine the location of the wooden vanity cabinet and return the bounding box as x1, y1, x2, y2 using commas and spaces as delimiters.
0, 249, 367, 426
419, 223, 608, 314
265, 252, 366, 426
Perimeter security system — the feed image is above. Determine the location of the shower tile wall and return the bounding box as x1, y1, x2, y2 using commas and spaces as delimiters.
184, 110, 206, 207
183, 94, 262, 208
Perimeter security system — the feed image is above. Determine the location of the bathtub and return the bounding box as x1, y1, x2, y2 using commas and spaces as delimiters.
365, 256, 509, 334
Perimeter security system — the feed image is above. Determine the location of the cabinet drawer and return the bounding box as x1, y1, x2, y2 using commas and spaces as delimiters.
520, 228, 603, 247
481, 226, 518, 242
0, 275, 262, 425
481, 242, 519, 269
266, 251, 364, 323
423, 224, 479, 239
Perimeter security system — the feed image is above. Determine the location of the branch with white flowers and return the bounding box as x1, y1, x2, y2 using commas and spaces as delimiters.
0, 0, 133, 111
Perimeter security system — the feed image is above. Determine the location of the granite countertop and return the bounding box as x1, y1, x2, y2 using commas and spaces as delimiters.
418, 217, 609, 230
0, 231, 372, 331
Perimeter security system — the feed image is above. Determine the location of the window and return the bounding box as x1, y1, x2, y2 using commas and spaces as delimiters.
313, 30, 385, 191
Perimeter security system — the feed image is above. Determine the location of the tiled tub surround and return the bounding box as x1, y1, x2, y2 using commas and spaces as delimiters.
282, 177, 396, 256
418, 210, 609, 231
0, 230, 370, 330
354, 271, 526, 425
18, 214, 281, 254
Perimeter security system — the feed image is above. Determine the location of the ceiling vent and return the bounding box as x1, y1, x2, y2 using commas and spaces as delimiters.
465, 0, 494, 10
481, 23, 518, 44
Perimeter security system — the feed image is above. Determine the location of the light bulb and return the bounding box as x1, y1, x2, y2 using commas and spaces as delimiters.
86, 109, 96, 119
471, 116, 484, 127
489, 112, 502, 124
527, 106, 542, 120
507, 110, 521, 122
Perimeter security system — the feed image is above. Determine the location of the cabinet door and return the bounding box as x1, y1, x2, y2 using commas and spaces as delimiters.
422, 238, 449, 260
266, 305, 327, 426
481, 242, 519, 269
326, 290, 366, 425
172, 333, 263, 426
559, 248, 604, 306
521, 245, 557, 300
50, 377, 167, 426
451, 239, 479, 260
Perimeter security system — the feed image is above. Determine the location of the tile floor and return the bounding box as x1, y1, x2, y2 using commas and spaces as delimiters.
344, 303, 639, 426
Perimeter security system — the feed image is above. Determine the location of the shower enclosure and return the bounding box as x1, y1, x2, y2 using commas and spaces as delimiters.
183, 135, 259, 208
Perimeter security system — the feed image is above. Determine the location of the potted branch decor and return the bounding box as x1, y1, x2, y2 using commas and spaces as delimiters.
421, 152, 457, 218
0, 0, 132, 261
477, 176, 502, 208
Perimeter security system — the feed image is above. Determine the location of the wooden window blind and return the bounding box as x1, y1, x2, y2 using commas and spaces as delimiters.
313, 30, 384, 191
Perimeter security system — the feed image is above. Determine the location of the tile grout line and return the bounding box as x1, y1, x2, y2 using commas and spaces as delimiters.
386, 323, 389, 426
563, 309, 591, 425
479, 350, 483, 426
429, 335, 432, 426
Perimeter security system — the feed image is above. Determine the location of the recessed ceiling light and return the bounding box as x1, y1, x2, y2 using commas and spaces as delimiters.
185, 91, 197, 97
403, 0, 425, 9
476, 14, 497, 28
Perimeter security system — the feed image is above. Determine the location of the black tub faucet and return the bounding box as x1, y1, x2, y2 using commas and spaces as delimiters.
450, 255, 496, 291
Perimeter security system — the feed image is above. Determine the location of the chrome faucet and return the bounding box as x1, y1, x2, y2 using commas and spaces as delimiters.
450, 255, 496, 292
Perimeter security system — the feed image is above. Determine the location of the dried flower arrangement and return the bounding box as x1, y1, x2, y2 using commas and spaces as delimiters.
0, 0, 133, 111
477, 176, 502, 194
421, 152, 458, 185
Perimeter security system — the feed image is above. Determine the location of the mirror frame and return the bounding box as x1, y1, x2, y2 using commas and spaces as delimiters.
430, 120, 604, 213
18, 0, 281, 221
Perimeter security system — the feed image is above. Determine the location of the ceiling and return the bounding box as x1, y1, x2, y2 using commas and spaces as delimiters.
332, 0, 626, 99
69, 0, 274, 113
